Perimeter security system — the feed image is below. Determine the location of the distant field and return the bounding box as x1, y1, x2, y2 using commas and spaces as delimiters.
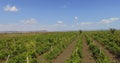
0, 31, 120, 63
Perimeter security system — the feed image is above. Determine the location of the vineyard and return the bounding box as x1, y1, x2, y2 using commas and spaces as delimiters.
0, 30, 120, 63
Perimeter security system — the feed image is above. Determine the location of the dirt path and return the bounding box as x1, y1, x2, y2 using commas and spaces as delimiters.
37, 55, 49, 63
52, 37, 78, 63
81, 36, 95, 63
0, 60, 5, 63
36, 49, 50, 63
92, 39, 120, 63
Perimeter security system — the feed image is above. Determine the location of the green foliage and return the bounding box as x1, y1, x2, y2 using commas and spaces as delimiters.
66, 36, 83, 63
0, 32, 77, 63
86, 35, 112, 63
110, 28, 116, 34
92, 31, 120, 58
79, 30, 82, 34
1, 31, 120, 63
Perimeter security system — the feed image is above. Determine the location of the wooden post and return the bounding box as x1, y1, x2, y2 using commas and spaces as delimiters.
27, 56, 29, 63
6, 55, 10, 63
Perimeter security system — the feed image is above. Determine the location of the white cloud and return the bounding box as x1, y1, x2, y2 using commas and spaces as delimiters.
4, 5, 18, 12
0, 23, 41, 31
0, 24, 15, 27
74, 16, 78, 20
51, 21, 66, 27
71, 17, 120, 30
80, 22, 93, 25
57, 21, 63, 24
20, 18, 37, 25
76, 17, 120, 26
0, 17, 120, 31
100, 18, 119, 24
0, 20, 67, 31
0, 24, 20, 31
72, 16, 79, 27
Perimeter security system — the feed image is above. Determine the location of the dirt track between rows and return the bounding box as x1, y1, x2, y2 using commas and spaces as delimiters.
91, 38, 120, 63
93, 40, 120, 63
81, 36, 95, 63
52, 37, 78, 63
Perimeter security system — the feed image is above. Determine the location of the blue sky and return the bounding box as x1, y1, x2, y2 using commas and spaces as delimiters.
0, 0, 120, 31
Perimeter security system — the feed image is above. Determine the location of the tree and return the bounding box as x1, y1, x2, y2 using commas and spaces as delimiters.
110, 28, 116, 34
79, 30, 82, 34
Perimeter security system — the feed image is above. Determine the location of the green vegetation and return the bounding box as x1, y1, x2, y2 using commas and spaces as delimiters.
91, 31, 120, 59
43, 32, 77, 62
0, 30, 120, 63
85, 34, 112, 63
66, 34, 83, 63
110, 28, 116, 34
79, 30, 82, 34
0, 32, 77, 63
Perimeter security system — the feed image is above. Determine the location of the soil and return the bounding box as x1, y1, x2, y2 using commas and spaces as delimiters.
0, 60, 5, 63
92, 39, 120, 63
52, 37, 78, 63
37, 55, 49, 63
81, 36, 95, 63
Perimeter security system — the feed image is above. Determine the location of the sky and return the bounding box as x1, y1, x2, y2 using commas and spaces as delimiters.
0, 0, 120, 31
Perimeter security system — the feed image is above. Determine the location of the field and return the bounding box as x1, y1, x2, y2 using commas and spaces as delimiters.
0, 30, 120, 63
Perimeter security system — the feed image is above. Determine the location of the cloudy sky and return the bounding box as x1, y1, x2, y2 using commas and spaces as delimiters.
0, 0, 120, 31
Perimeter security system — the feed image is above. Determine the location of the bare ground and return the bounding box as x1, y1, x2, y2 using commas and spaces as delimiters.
52, 37, 78, 63
37, 55, 49, 63
92, 39, 120, 63
81, 36, 95, 63
0, 60, 5, 63
36, 49, 50, 63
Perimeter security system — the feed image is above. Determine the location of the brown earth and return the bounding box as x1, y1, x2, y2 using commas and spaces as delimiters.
92, 39, 120, 63
81, 36, 95, 63
0, 60, 5, 63
52, 37, 78, 63
37, 55, 49, 63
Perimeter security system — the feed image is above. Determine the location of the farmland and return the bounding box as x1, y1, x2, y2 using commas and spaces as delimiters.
0, 30, 120, 63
